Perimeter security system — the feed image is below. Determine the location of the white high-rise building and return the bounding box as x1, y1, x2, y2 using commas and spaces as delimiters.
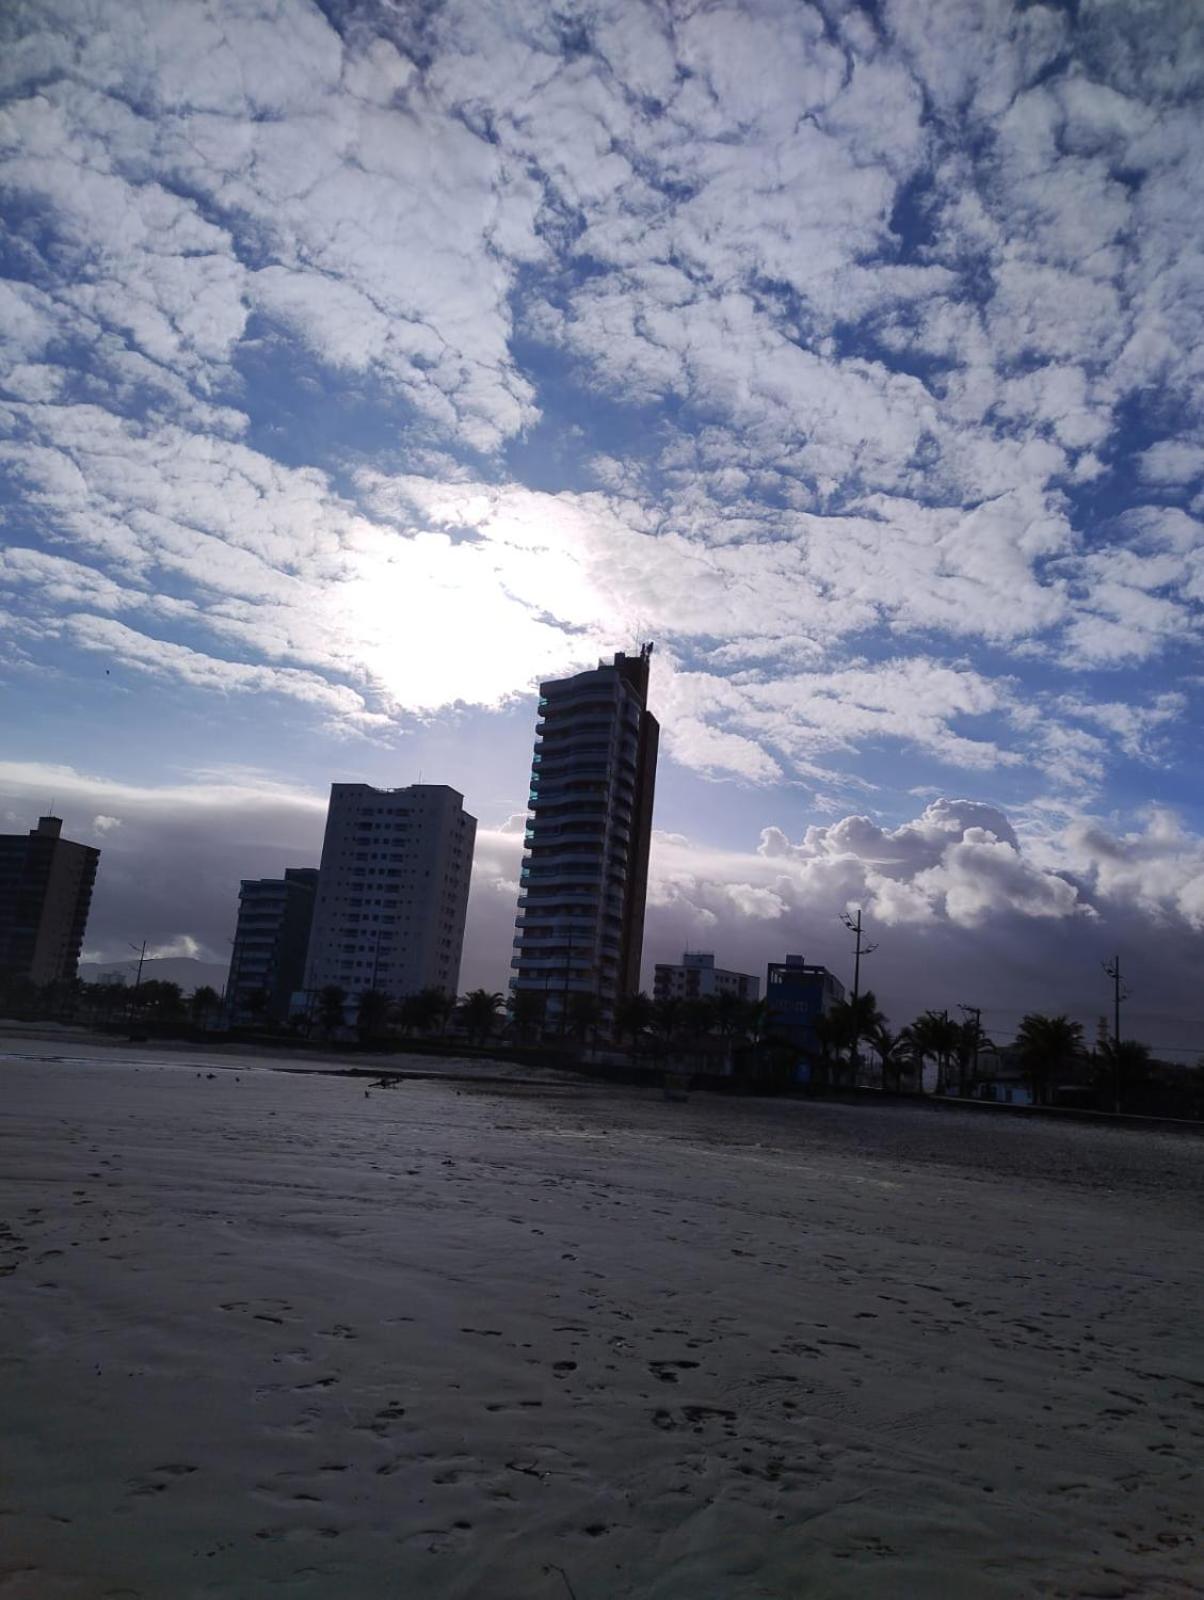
511, 646, 659, 1023
303, 783, 476, 1002
653, 952, 760, 1004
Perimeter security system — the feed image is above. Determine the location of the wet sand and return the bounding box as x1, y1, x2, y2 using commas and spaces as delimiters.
2, 1047, 1200, 1597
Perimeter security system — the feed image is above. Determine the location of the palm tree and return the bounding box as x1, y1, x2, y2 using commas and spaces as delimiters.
1097, 1037, 1151, 1113
905, 1010, 960, 1094
190, 985, 220, 1030
399, 985, 451, 1036
509, 987, 547, 1043
710, 990, 747, 1040
651, 996, 682, 1051
566, 990, 601, 1045
356, 988, 391, 1041
614, 991, 654, 1054
741, 997, 769, 1044
953, 1015, 991, 1098
317, 984, 348, 1038
909, 1011, 954, 1100
708, 989, 750, 1071
844, 988, 885, 1085
681, 997, 716, 1042
811, 1009, 845, 1090
869, 1023, 905, 1092
460, 989, 504, 1045
1015, 1014, 1084, 1106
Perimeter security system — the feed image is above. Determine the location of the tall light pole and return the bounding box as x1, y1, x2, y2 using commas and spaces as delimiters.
840, 909, 877, 1083
1103, 954, 1127, 1113
958, 1003, 981, 1098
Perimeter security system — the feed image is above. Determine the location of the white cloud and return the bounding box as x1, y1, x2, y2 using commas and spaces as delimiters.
58, 613, 393, 730
1139, 439, 1204, 486
1061, 809, 1204, 929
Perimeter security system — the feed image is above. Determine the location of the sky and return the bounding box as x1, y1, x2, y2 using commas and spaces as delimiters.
1, 0, 1202, 1053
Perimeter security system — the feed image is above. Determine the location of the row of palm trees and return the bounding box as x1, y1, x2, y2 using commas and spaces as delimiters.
312, 982, 1145, 1107
794, 997, 1150, 1106
13, 970, 1151, 1108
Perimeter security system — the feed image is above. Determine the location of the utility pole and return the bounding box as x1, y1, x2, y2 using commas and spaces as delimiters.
1102, 954, 1127, 1113
958, 1003, 981, 1098
127, 939, 147, 1032
840, 909, 877, 1083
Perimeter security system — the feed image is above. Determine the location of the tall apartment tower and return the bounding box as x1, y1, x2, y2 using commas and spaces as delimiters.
302, 784, 476, 1002
512, 645, 659, 1022
0, 815, 100, 986
227, 867, 319, 1024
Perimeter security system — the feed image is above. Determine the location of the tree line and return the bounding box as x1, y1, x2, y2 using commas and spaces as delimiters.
2, 969, 1186, 1115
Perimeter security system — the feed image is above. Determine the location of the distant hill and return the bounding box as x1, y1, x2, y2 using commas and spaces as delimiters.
78, 957, 229, 995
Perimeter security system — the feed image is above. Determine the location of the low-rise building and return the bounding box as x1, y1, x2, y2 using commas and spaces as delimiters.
227, 867, 319, 1024
653, 951, 760, 1004
764, 955, 845, 1053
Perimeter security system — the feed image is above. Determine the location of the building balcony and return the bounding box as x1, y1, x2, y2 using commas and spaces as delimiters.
530, 780, 609, 806
533, 758, 612, 782
511, 974, 599, 995
522, 875, 604, 896
530, 799, 610, 821
523, 849, 604, 869
527, 829, 606, 850
514, 923, 599, 950
540, 686, 619, 715
524, 852, 605, 875
535, 713, 616, 741
509, 947, 598, 972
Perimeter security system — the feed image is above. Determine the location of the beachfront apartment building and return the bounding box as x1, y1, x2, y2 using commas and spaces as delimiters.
227, 867, 319, 1024
302, 784, 476, 1004
654, 951, 760, 1004
0, 815, 100, 987
511, 646, 659, 1025
765, 955, 846, 1053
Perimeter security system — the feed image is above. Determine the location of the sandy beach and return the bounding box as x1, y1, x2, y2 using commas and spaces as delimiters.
2, 1041, 1201, 1598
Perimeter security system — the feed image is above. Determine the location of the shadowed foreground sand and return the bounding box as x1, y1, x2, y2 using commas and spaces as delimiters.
2, 1047, 1201, 1598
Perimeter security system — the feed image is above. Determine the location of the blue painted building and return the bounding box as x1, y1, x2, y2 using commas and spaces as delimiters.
765, 955, 846, 1059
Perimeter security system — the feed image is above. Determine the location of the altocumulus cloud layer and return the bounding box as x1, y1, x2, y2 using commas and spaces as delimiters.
0, 0, 1202, 1033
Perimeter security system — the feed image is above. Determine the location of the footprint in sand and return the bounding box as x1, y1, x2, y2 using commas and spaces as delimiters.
649, 1360, 700, 1384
